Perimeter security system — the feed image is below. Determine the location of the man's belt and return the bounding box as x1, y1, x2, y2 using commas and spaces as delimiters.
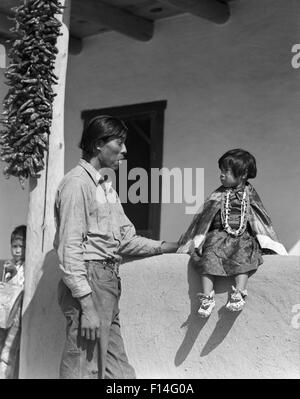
87, 259, 120, 274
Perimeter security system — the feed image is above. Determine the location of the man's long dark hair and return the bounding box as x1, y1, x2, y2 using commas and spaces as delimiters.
79, 115, 128, 157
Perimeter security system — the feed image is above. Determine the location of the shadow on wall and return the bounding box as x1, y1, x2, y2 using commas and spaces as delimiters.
174, 259, 241, 366
20, 249, 65, 379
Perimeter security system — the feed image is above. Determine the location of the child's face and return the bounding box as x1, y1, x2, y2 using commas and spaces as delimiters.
220, 168, 244, 188
11, 238, 25, 264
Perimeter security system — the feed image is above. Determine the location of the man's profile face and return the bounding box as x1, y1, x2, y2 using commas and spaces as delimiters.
98, 138, 127, 170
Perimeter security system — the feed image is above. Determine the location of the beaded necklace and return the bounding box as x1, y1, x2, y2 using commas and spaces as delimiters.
220, 186, 250, 237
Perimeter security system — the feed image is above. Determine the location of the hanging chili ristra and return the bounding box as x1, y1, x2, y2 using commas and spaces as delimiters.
0, 0, 64, 187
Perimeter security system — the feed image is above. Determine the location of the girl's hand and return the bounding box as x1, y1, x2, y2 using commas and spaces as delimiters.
191, 248, 201, 262
195, 247, 202, 257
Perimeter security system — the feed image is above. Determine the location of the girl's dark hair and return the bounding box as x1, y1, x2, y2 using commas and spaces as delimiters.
218, 149, 257, 179
11, 225, 26, 243
79, 115, 128, 157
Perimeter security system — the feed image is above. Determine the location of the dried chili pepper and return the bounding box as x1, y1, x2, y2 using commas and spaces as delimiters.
0, 0, 63, 184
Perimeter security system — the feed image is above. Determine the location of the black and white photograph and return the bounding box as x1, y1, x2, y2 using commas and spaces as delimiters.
0, 0, 299, 383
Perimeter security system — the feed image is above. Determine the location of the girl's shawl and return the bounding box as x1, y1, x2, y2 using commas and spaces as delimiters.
177, 183, 287, 255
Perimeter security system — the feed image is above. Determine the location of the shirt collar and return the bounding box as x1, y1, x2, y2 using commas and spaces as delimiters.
79, 159, 112, 189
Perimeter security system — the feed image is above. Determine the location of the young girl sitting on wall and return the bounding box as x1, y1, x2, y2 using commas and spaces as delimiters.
177, 149, 287, 317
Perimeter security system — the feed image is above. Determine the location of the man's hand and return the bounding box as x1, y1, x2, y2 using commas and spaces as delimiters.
78, 294, 101, 341
161, 241, 179, 253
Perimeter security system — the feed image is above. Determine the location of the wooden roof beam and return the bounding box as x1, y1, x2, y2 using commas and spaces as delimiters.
160, 0, 230, 24
72, 0, 153, 41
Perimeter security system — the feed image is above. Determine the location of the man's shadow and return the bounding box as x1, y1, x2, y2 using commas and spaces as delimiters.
174, 258, 241, 366
20, 249, 65, 378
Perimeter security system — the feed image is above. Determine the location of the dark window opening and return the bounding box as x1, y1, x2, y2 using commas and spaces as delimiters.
82, 100, 167, 239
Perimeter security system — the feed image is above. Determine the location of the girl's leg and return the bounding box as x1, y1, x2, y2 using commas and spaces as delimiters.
198, 275, 215, 318
200, 274, 215, 295
234, 273, 249, 291
226, 273, 249, 312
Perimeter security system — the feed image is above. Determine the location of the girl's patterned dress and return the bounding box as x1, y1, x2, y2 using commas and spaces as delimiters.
196, 187, 263, 276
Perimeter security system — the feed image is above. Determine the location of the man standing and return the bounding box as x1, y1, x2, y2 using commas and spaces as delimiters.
54, 116, 178, 379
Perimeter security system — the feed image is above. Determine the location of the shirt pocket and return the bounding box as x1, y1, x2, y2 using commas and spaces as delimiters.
90, 195, 110, 234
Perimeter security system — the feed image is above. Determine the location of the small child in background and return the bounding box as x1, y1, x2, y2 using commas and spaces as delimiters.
177, 149, 287, 317
2, 225, 26, 287
0, 225, 26, 379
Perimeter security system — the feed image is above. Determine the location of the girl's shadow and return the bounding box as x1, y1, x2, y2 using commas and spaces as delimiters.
200, 305, 241, 357
174, 258, 241, 366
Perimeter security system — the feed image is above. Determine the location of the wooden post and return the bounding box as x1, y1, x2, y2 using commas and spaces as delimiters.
19, 0, 70, 379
